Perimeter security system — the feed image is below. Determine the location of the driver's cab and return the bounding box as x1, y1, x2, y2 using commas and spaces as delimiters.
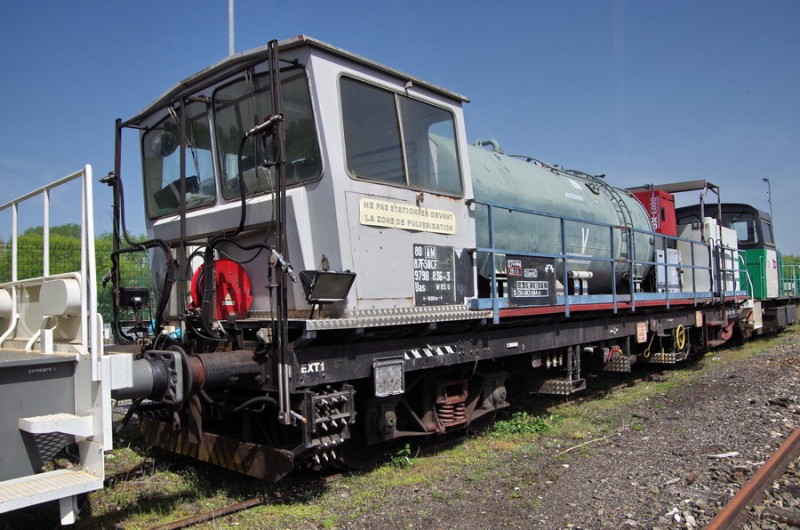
137, 47, 322, 231
114, 35, 477, 330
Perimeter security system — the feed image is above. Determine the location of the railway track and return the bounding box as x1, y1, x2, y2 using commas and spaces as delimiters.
146, 363, 796, 530
708, 426, 800, 529
149, 497, 264, 530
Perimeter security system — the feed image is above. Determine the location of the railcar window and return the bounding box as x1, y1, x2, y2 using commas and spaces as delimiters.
399, 97, 462, 194
730, 217, 759, 245
213, 69, 321, 200
341, 77, 463, 195
761, 219, 774, 245
143, 100, 216, 218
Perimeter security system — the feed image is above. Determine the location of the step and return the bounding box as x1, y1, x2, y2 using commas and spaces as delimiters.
18, 413, 93, 437
529, 377, 587, 395
603, 354, 634, 373
0, 468, 102, 514
638, 351, 689, 364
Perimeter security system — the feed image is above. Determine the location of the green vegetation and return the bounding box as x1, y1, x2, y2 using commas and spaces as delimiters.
489, 411, 561, 438
0, 224, 150, 322
389, 443, 414, 468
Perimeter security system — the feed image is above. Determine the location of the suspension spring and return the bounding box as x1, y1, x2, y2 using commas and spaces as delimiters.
437, 402, 466, 426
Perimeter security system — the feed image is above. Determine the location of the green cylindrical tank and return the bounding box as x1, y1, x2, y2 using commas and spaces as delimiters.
469, 143, 653, 293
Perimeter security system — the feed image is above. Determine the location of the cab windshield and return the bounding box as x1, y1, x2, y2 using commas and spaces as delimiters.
141, 68, 321, 218
142, 100, 216, 218
724, 211, 775, 249
214, 68, 321, 199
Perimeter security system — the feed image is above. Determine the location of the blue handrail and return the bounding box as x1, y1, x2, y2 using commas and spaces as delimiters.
470, 197, 743, 322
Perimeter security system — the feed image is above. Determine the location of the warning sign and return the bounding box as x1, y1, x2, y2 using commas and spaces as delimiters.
360, 198, 456, 234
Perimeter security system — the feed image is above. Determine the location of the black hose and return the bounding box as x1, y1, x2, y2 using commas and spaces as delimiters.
107, 168, 176, 340
198, 117, 283, 337
233, 395, 278, 413
198, 389, 217, 406
114, 397, 144, 434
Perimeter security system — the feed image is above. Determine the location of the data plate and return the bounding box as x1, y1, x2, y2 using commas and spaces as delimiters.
507, 255, 557, 306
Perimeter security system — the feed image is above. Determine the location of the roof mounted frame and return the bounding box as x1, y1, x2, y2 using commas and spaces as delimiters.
628, 179, 722, 224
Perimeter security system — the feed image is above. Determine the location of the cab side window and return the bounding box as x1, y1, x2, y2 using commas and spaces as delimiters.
341, 77, 463, 195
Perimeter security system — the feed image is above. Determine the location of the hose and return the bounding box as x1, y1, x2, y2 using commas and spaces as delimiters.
233, 395, 279, 413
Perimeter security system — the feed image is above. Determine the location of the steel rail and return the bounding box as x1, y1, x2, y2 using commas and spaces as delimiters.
149, 497, 264, 530
706, 425, 800, 529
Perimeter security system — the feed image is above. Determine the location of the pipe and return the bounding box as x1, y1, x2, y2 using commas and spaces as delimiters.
111, 350, 262, 403
472, 139, 503, 153
227, 0, 235, 56
111, 357, 170, 401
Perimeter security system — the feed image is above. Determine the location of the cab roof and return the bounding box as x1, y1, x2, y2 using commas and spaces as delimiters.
124, 35, 469, 127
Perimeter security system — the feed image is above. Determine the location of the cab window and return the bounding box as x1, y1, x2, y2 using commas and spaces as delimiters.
341, 76, 463, 195
142, 100, 216, 218
761, 219, 775, 246
213, 69, 321, 200
729, 216, 760, 246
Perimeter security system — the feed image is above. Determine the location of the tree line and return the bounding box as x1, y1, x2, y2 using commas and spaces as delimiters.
0, 224, 150, 322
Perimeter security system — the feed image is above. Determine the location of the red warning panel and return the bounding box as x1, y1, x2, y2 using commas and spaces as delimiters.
632, 189, 677, 237
190, 259, 254, 320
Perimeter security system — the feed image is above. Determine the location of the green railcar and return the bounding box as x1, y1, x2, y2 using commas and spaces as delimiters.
676, 203, 779, 299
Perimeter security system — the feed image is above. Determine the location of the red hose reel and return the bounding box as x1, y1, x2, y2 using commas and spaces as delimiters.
190, 259, 254, 320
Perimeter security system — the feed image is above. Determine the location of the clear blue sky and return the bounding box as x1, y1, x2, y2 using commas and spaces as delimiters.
1, 1, 798, 253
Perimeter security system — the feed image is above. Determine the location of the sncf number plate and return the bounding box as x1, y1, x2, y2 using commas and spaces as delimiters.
413, 244, 457, 306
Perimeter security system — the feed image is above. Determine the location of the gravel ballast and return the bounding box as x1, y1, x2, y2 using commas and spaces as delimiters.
328, 330, 800, 530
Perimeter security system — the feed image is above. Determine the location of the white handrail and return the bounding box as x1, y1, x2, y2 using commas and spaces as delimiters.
738, 253, 755, 301
0, 204, 19, 347
83, 165, 101, 380
0, 166, 97, 366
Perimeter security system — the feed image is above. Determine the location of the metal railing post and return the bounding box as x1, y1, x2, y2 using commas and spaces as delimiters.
610, 225, 617, 313
488, 205, 500, 325
561, 217, 570, 317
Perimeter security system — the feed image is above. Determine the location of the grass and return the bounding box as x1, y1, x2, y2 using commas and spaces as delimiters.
2, 325, 796, 529
489, 411, 561, 439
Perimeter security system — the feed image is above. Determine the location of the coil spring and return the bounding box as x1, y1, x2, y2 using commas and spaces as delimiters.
437, 402, 466, 426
